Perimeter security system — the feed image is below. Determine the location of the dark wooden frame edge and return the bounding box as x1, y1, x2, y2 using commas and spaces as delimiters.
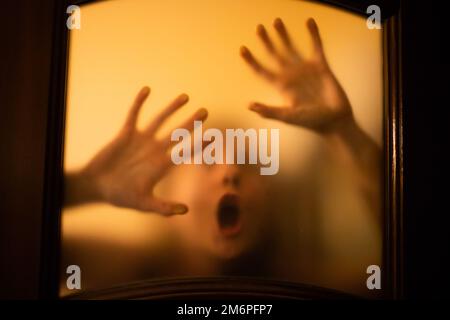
39, 0, 404, 300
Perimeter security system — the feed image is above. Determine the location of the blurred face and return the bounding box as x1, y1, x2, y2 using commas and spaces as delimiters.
173, 162, 272, 260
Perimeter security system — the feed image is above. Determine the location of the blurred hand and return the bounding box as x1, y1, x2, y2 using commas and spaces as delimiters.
241, 18, 354, 134
66, 87, 208, 215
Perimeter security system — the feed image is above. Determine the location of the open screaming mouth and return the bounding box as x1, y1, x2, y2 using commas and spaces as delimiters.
217, 193, 242, 237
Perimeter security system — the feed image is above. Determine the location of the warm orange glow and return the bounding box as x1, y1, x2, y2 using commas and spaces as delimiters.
62, 0, 383, 297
